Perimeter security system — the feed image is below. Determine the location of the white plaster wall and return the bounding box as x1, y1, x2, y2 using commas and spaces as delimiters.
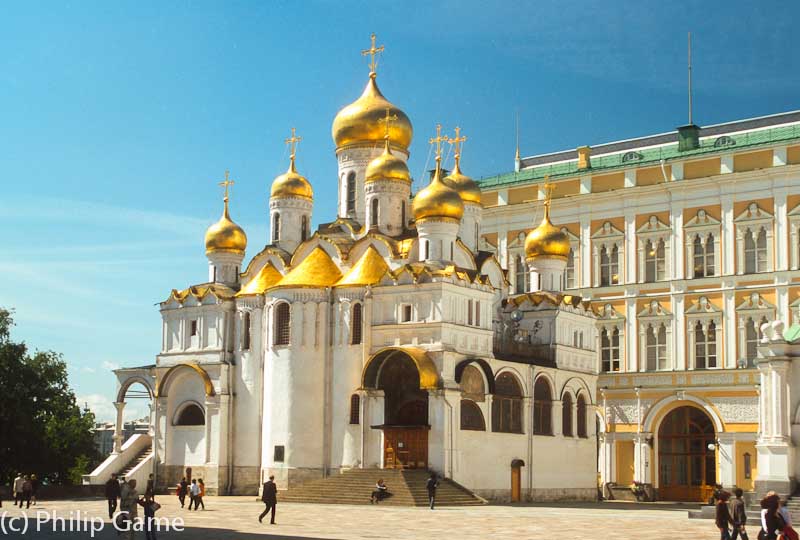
269, 197, 312, 254
165, 370, 209, 466
232, 306, 264, 470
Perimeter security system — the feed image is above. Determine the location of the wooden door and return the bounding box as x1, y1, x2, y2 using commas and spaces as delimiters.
383, 428, 428, 469
511, 467, 521, 502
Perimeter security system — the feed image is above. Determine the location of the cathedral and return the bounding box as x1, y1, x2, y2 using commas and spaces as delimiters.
89, 36, 800, 504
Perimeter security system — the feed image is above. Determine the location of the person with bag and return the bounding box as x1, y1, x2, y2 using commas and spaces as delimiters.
731, 488, 750, 540
137, 493, 161, 540
760, 492, 783, 540
716, 490, 734, 540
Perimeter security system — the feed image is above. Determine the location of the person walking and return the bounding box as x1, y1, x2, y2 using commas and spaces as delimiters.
426, 473, 439, 510
187, 479, 199, 511
137, 493, 160, 540
177, 477, 188, 508
30, 475, 39, 506
779, 499, 799, 540
760, 492, 783, 540
259, 475, 277, 524
13, 473, 24, 507
119, 479, 139, 540
193, 479, 205, 510
105, 473, 121, 519
715, 490, 733, 540
21, 476, 33, 509
145, 474, 155, 501
730, 488, 749, 540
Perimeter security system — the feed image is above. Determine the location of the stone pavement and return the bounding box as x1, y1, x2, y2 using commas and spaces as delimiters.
0, 496, 722, 539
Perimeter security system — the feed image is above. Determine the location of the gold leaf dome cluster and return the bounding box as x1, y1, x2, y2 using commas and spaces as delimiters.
365, 139, 411, 184
332, 74, 413, 151
524, 204, 570, 261
270, 156, 313, 201
412, 164, 464, 222
205, 201, 247, 255
443, 161, 481, 205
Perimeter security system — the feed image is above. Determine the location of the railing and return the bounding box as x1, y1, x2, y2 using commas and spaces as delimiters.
492, 338, 555, 364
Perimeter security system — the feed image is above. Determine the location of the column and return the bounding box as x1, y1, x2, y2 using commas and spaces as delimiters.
777, 286, 789, 329
756, 357, 793, 495
624, 169, 637, 188
626, 298, 638, 372
580, 175, 592, 195
717, 434, 737, 488
722, 195, 735, 276
774, 146, 788, 167
113, 401, 126, 453
625, 211, 637, 284
580, 216, 592, 288
498, 189, 509, 206
673, 295, 686, 371
721, 155, 734, 174
671, 162, 684, 181
775, 191, 789, 271
498, 228, 509, 269
633, 432, 652, 484
670, 204, 684, 280
723, 290, 737, 368
552, 399, 563, 437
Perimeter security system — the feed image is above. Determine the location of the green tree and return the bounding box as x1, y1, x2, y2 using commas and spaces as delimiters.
0, 308, 99, 485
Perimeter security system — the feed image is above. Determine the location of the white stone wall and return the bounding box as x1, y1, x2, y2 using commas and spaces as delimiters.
269, 196, 312, 254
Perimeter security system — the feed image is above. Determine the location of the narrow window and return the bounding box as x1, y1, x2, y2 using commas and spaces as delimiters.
564, 248, 575, 289
600, 245, 619, 286
744, 228, 756, 274
346, 172, 356, 215
562, 393, 573, 437
301, 215, 309, 241
370, 198, 379, 227
401, 304, 412, 323
756, 227, 768, 272
272, 212, 281, 243
532, 377, 552, 436
745, 317, 758, 361
493, 373, 524, 434
242, 312, 251, 350
274, 303, 290, 346
744, 453, 752, 480
424, 240, 429, 260
695, 321, 717, 369
351, 303, 363, 345
515, 255, 526, 294
646, 323, 668, 371
576, 394, 588, 438
467, 300, 473, 326
190, 320, 198, 337
475, 301, 480, 327
705, 233, 715, 275
212, 266, 217, 282
349, 394, 360, 424
401, 201, 406, 228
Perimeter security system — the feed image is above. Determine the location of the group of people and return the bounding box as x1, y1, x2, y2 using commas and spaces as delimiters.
175, 477, 205, 510
9, 474, 39, 508
104, 473, 160, 540
715, 488, 799, 540
369, 473, 440, 509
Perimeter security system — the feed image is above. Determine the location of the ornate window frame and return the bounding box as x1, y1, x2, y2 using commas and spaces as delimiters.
638, 300, 673, 372
684, 209, 721, 279
509, 232, 528, 294
637, 215, 671, 283
592, 221, 625, 287
735, 203, 774, 274
561, 227, 580, 290
736, 292, 775, 366
596, 303, 625, 373
686, 296, 723, 370
789, 203, 800, 271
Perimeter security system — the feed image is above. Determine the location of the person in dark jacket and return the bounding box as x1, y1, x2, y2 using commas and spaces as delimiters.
21, 476, 33, 510
259, 475, 277, 524
177, 477, 188, 508
105, 474, 121, 519
760, 492, 783, 540
426, 473, 439, 510
730, 488, 749, 540
716, 490, 733, 540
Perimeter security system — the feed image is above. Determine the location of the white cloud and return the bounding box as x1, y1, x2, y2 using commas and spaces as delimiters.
102, 360, 120, 371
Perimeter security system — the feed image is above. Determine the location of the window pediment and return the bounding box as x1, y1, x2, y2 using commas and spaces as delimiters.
686, 296, 722, 317
596, 303, 624, 321
788, 203, 800, 217
636, 215, 670, 236
560, 227, 580, 243
736, 292, 775, 313
592, 221, 624, 239
735, 202, 773, 223
637, 300, 672, 319
685, 209, 721, 229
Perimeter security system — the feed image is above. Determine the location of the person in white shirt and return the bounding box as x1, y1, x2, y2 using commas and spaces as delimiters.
188, 479, 200, 511
13, 474, 24, 507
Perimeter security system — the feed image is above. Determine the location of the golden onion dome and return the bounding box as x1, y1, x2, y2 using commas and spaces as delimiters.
270, 155, 313, 201
412, 162, 464, 222
365, 139, 411, 184
443, 160, 481, 205
332, 74, 413, 151
205, 200, 247, 255
524, 205, 570, 261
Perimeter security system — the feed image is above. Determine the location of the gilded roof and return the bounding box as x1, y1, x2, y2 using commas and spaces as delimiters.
443, 161, 481, 205
236, 262, 283, 296
365, 140, 412, 184
272, 246, 343, 289
336, 245, 390, 287
271, 157, 313, 201
165, 283, 236, 304
205, 204, 247, 255
412, 165, 464, 222
524, 206, 570, 261
509, 292, 592, 311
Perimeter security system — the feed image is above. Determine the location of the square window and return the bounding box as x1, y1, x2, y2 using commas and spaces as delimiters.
273, 445, 285, 463
401, 304, 412, 323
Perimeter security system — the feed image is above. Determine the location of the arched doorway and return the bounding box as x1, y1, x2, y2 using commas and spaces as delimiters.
362, 348, 440, 470
658, 406, 716, 502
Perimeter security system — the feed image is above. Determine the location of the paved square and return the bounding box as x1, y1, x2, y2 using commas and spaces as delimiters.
0, 497, 721, 539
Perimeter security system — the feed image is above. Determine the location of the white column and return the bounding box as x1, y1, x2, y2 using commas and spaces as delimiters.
552, 399, 563, 436
723, 290, 736, 368
721, 154, 734, 174
580, 176, 592, 195
626, 298, 638, 372
624, 169, 637, 188
777, 286, 789, 328
580, 217, 592, 288
673, 295, 686, 370
671, 205, 684, 280
633, 432, 652, 484
671, 162, 684, 181
775, 191, 789, 271
498, 189, 509, 206
717, 434, 737, 488
113, 402, 126, 453
722, 195, 735, 276
774, 146, 788, 167
498, 228, 509, 269
756, 358, 793, 495
625, 212, 637, 284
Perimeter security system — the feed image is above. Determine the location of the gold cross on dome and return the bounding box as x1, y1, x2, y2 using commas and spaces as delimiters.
219, 170, 234, 202
285, 127, 302, 158
448, 126, 467, 159
542, 176, 554, 214
429, 124, 447, 162
361, 33, 384, 76
378, 107, 398, 140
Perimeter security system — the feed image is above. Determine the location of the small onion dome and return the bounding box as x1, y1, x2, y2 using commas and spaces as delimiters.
270, 156, 313, 201
365, 139, 411, 184
443, 160, 481, 205
332, 74, 413, 151
205, 201, 247, 255
412, 162, 464, 222
524, 206, 570, 261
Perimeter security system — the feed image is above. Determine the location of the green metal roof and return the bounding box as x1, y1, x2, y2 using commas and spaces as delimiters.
784, 324, 800, 344
478, 123, 800, 190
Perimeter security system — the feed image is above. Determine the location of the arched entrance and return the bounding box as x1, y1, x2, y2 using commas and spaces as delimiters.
362, 347, 440, 470
657, 406, 716, 502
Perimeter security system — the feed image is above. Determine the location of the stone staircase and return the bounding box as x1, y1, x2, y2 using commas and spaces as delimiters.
747, 495, 800, 523
279, 469, 485, 506
117, 445, 152, 479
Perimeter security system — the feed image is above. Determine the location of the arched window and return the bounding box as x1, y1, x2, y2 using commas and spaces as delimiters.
370, 198, 379, 227
564, 248, 575, 289
692, 233, 715, 278
492, 372, 523, 434
351, 303, 363, 345
346, 172, 356, 215
601, 327, 621, 372
460, 400, 486, 431
272, 212, 281, 243
301, 215, 309, 241
744, 226, 769, 273
695, 321, 718, 369
644, 238, 666, 282
174, 403, 205, 426
600, 245, 620, 286
242, 311, 251, 350
576, 394, 588, 438
515, 255, 526, 294
745, 316, 768, 361
533, 377, 553, 435
274, 302, 290, 346
562, 393, 573, 437
645, 323, 668, 371
349, 394, 360, 424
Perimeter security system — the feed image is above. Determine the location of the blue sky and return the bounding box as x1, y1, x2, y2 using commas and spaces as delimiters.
2, 1, 799, 421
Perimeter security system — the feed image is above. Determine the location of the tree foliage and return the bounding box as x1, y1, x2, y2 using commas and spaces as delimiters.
0, 308, 99, 485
